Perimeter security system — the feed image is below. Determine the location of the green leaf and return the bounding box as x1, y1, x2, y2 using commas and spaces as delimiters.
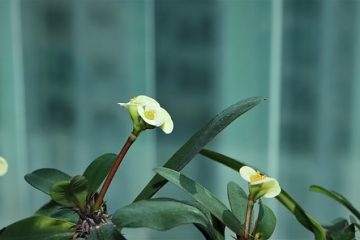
200, 148, 326, 240
24, 168, 70, 195
135, 97, 265, 201
83, 153, 117, 194
210, 215, 225, 240
353, 222, 360, 231
88, 223, 126, 240
252, 202, 276, 240
154, 167, 243, 235
0, 216, 74, 240
309, 185, 360, 220
325, 218, 355, 240
35, 201, 79, 223
50, 175, 88, 211
181, 200, 224, 240
227, 181, 248, 224
112, 198, 215, 239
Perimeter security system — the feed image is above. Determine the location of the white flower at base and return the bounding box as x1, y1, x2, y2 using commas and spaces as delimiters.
118, 95, 174, 134
0, 156, 8, 176
239, 166, 281, 199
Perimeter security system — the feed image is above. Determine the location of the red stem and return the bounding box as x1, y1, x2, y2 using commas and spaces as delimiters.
243, 194, 255, 240
94, 133, 136, 209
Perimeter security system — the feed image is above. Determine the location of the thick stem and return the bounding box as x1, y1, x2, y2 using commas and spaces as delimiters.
243, 194, 255, 240
94, 132, 138, 210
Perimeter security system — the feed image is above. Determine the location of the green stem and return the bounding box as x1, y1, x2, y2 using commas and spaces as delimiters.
94, 131, 138, 210
244, 194, 255, 240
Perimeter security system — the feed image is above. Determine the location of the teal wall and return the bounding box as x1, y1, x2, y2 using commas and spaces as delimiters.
1, 0, 360, 239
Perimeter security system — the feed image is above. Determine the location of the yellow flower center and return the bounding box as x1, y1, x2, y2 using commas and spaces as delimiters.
144, 110, 156, 120
250, 171, 266, 182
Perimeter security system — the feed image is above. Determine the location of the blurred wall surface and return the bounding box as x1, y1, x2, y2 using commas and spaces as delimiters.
1, 0, 360, 239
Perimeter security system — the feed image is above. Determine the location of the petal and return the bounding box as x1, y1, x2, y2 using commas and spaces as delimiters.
239, 166, 257, 183
159, 108, 174, 134
262, 178, 281, 198
250, 176, 272, 185
138, 105, 164, 127
0, 157, 8, 176
134, 95, 160, 107
118, 102, 130, 108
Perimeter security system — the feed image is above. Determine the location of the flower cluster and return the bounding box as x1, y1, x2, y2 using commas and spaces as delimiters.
119, 95, 173, 135
239, 166, 281, 199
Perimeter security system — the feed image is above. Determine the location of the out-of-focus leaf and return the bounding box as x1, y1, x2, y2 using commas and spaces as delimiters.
310, 185, 360, 220
83, 153, 117, 194
50, 175, 88, 211
35, 201, 79, 223
200, 148, 326, 240
252, 201, 276, 240
0, 216, 74, 240
325, 218, 355, 240
154, 167, 243, 235
227, 181, 247, 224
135, 97, 265, 201
24, 168, 70, 195
112, 198, 215, 239
88, 223, 126, 240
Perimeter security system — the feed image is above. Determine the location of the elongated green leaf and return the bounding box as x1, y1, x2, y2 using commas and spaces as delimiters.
35, 201, 79, 223
227, 182, 248, 224
50, 175, 88, 210
83, 153, 117, 194
309, 185, 360, 220
0, 216, 74, 240
252, 202, 276, 239
88, 224, 126, 240
154, 167, 243, 235
24, 168, 70, 195
200, 148, 326, 240
112, 198, 215, 238
135, 97, 265, 201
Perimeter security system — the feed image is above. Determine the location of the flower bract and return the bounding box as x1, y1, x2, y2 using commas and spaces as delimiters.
239, 166, 281, 199
0, 156, 8, 176
119, 95, 173, 134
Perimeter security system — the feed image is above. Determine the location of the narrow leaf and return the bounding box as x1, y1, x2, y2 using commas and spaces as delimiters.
135, 97, 265, 201
0, 216, 74, 240
24, 168, 70, 195
200, 148, 326, 240
88, 223, 126, 240
252, 202, 276, 239
83, 153, 117, 194
154, 167, 243, 235
227, 181, 248, 224
310, 185, 360, 220
112, 198, 215, 238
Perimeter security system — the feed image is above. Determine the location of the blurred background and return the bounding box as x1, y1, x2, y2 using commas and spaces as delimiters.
1, 0, 360, 239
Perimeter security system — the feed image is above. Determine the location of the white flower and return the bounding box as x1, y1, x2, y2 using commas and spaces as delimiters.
239, 166, 281, 198
118, 95, 173, 134
0, 156, 8, 176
